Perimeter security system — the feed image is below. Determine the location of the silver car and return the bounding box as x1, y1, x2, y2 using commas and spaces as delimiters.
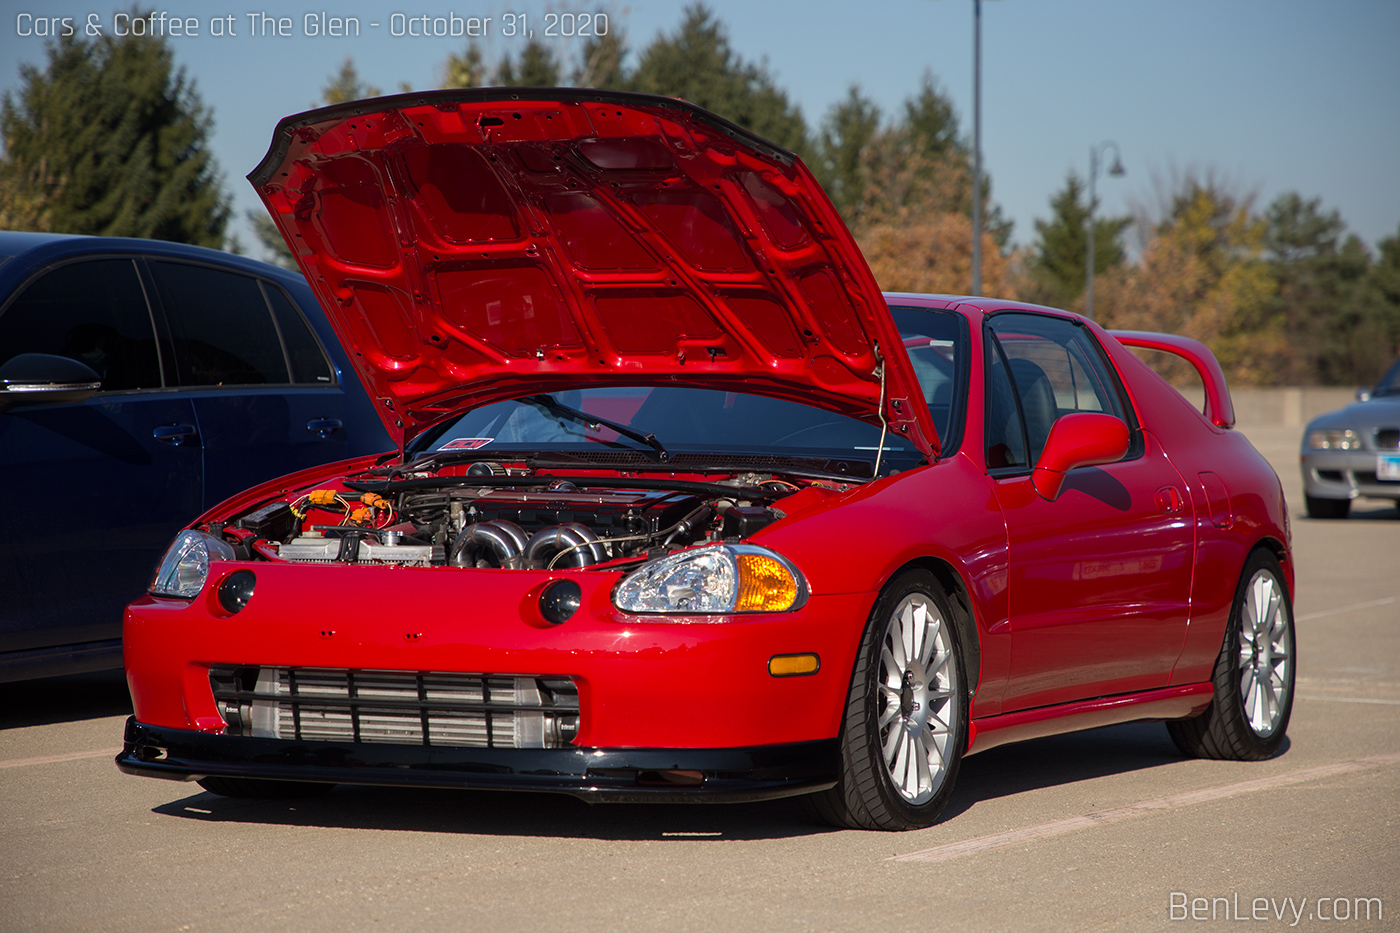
1301, 356, 1400, 518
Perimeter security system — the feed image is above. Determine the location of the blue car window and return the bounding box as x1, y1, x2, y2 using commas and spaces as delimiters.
262, 283, 335, 385
150, 260, 291, 386
0, 258, 162, 391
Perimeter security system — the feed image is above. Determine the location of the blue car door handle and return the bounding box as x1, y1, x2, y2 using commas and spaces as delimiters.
307, 417, 343, 439
152, 423, 199, 446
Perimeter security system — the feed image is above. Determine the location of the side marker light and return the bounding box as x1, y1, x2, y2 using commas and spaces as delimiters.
769, 653, 820, 677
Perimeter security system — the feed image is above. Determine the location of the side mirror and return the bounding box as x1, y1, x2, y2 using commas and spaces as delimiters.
1031, 413, 1131, 501
0, 353, 103, 413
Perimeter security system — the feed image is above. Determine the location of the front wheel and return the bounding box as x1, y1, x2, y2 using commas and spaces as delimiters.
807, 570, 968, 830
1167, 550, 1295, 760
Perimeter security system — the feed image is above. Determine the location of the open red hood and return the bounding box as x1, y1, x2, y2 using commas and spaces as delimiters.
250, 89, 936, 457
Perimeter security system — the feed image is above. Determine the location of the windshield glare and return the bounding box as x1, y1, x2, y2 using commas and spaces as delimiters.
419, 307, 967, 470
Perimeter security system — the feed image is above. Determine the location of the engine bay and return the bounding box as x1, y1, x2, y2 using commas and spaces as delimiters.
208, 462, 832, 572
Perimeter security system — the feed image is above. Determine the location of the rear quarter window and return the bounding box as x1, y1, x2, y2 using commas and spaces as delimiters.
150, 260, 290, 386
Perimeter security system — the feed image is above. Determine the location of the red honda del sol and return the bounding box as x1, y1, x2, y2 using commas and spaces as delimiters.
119, 89, 1294, 830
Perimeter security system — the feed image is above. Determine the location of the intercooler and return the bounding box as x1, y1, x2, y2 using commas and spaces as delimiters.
208, 667, 580, 749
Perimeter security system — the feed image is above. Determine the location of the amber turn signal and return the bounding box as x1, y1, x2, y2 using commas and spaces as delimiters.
735, 553, 799, 612
768, 653, 820, 677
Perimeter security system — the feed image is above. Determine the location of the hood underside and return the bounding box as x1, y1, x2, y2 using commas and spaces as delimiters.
250, 88, 936, 457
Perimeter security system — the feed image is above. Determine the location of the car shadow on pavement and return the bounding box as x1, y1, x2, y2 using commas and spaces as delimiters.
147, 721, 1256, 839
949, 721, 1226, 812
153, 783, 829, 840
1302, 501, 1399, 521
0, 669, 132, 730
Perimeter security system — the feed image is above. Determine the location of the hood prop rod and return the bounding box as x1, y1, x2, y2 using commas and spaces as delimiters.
872, 342, 889, 479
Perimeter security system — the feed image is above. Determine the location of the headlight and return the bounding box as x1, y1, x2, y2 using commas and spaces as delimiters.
612, 544, 807, 615
1306, 429, 1362, 450
150, 530, 237, 598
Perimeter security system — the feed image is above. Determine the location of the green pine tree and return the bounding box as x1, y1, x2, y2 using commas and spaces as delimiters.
903, 72, 960, 159
494, 41, 562, 87
0, 30, 229, 246
1265, 193, 1385, 384
573, 32, 629, 89
442, 43, 487, 89
1027, 172, 1130, 308
815, 85, 881, 223
320, 57, 381, 106
884, 73, 1012, 247
1363, 226, 1400, 381
628, 4, 809, 158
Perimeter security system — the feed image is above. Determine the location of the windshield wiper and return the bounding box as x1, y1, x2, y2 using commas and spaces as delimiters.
524, 394, 671, 462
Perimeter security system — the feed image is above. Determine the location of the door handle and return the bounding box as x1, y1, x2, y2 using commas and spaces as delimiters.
307, 417, 343, 440
152, 423, 198, 446
1155, 485, 1184, 514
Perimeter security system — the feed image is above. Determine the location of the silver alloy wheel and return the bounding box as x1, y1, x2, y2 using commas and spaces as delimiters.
1237, 569, 1293, 738
877, 593, 959, 804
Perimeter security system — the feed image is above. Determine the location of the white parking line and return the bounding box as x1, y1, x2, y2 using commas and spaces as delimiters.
1297, 694, 1400, 706
1295, 596, 1397, 622
889, 752, 1400, 864
0, 748, 121, 770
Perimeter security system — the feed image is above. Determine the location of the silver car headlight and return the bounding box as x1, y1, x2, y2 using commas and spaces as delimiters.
612, 544, 808, 615
150, 530, 237, 598
1306, 429, 1361, 450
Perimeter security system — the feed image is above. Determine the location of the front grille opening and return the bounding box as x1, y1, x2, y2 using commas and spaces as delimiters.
1375, 428, 1399, 450
209, 667, 580, 749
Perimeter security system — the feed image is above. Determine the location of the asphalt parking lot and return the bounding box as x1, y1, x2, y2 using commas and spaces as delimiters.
1, 423, 1395, 932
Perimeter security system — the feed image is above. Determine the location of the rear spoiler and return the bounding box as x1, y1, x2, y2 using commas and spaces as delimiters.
1110, 330, 1235, 429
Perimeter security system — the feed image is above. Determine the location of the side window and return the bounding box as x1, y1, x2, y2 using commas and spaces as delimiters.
891, 307, 969, 455
985, 336, 1029, 469
988, 313, 1131, 465
262, 283, 335, 384
149, 260, 289, 386
0, 258, 162, 391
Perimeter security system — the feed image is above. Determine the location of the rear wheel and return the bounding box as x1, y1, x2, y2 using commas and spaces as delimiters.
1305, 494, 1350, 519
807, 570, 968, 830
197, 776, 335, 799
1167, 550, 1294, 760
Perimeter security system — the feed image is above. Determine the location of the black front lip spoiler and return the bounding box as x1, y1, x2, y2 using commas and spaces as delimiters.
117, 718, 838, 804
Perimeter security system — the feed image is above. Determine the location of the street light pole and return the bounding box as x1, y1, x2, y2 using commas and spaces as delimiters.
971, 0, 982, 296
1084, 140, 1124, 320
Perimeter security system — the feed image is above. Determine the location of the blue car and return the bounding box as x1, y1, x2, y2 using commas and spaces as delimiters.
0, 232, 391, 681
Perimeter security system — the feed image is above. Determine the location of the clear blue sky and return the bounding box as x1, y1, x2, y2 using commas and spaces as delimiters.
2, 0, 1397, 263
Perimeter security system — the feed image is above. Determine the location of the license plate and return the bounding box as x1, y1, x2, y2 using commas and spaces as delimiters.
1379, 454, 1400, 481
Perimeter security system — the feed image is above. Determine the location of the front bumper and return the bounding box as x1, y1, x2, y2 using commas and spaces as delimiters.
1301, 449, 1400, 501
124, 562, 872, 750
117, 718, 837, 803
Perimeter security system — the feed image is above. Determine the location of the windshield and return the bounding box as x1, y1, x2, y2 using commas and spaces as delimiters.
413, 307, 967, 475
1375, 357, 1400, 397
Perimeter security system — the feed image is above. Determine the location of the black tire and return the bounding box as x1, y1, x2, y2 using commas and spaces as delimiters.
807, 570, 968, 830
1304, 494, 1350, 519
1167, 549, 1295, 761
197, 776, 335, 799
